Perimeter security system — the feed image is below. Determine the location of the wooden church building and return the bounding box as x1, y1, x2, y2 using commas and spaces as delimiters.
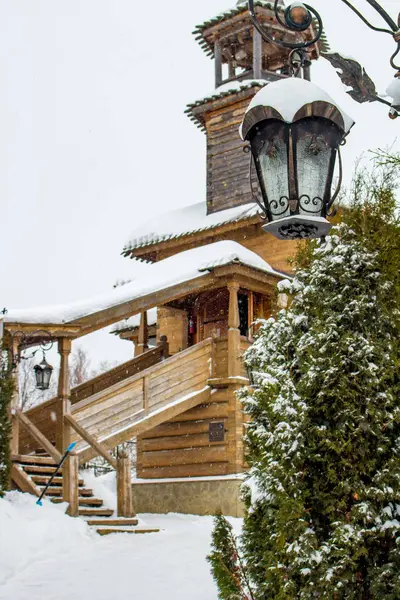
4, 0, 328, 519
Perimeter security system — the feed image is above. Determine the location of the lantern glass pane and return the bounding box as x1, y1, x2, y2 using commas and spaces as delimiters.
42, 367, 51, 390
35, 367, 44, 389
294, 119, 341, 217
251, 121, 290, 221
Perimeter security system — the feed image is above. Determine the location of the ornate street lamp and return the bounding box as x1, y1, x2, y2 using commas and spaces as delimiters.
242, 0, 400, 240
241, 78, 354, 240
6, 328, 54, 391
34, 354, 54, 391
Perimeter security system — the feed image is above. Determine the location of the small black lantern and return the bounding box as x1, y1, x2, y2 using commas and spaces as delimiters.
34, 354, 54, 390
241, 78, 354, 240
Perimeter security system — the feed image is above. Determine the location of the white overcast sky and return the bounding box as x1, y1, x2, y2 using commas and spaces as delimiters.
0, 0, 399, 368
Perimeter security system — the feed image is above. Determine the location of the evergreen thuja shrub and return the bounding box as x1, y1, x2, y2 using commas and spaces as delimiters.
209, 173, 400, 599
207, 513, 254, 600
0, 348, 13, 496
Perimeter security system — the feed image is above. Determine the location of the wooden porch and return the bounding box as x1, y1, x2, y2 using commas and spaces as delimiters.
3, 244, 283, 517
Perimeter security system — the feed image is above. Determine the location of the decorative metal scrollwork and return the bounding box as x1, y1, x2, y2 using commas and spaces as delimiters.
298, 195, 324, 215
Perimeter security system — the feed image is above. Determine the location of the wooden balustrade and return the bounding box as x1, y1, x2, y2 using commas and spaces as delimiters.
16, 411, 62, 463
18, 342, 168, 456
65, 414, 133, 517
70, 338, 213, 460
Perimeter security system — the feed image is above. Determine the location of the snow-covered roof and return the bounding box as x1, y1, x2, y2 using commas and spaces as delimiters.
193, 1, 330, 58
185, 80, 268, 131
123, 202, 261, 255
111, 307, 158, 335
4, 241, 281, 328
240, 78, 355, 139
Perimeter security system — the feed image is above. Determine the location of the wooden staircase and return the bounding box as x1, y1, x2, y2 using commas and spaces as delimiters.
12, 454, 159, 536
11, 339, 215, 518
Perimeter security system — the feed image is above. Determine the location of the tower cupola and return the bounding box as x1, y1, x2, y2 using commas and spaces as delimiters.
187, 1, 330, 215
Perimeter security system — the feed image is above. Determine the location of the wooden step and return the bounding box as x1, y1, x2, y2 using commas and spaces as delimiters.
31, 475, 85, 487
52, 497, 103, 507
79, 508, 114, 517
39, 487, 94, 498
12, 454, 56, 466
86, 518, 139, 527
96, 527, 159, 536
22, 465, 57, 475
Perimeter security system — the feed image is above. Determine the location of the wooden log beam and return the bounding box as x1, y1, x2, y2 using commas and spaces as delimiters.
16, 411, 62, 463
77, 387, 213, 464
253, 28, 262, 79
11, 464, 41, 497
65, 414, 117, 469
227, 281, 241, 378
56, 338, 72, 454
65, 453, 79, 517
136, 312, 148, 356
215, 40, 223, 87
117, 452, 135, 518
9, 340, 20, 456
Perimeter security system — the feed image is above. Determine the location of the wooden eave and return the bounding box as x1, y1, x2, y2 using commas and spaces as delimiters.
185, 84, 264, 131
124, 214, 263, 261
3, 323, 81, 344
78, 265, 280, 338
71, 262, 281, 338
193, 2, 330, 58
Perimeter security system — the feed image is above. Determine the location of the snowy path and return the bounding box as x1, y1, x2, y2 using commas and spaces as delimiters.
0, 492, 241, 600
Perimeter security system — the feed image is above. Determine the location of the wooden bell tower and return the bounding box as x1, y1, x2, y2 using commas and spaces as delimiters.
186, 0, 327, 215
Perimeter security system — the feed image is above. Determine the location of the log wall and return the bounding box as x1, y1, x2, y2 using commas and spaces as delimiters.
205, 96, 260, 215
136, 337, 251, 479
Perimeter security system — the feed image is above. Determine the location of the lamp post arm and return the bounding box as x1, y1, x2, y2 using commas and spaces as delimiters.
248, 0, 323, 50
364, 0, 399, 33
339, 0, 396, 35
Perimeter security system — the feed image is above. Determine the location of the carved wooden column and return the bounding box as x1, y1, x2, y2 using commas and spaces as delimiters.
136, 312, 148, 356
9, 339, 20, 456
253, 28, 262, 79
227, 281, 241, 378
215, 40, 222, 87
56, 338, 73, 503
227, 281, 244, 474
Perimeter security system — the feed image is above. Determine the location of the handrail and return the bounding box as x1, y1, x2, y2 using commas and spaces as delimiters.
70, 343, 168, 404
64, 414, 117, 469
22, 342, 168, 417
16, 410, 62, 463
72, 338, 213, 413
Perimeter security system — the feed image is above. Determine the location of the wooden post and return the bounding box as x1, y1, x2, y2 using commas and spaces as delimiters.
228, 58, 235, 79
226, 382, 245, 474
159, 335, 169, 360
9, 339, 20, 456
227, 281, 241, 378
56, 338, 73, 503
136, 312, 148, 356
253, 28, 262, 79
117, 451, 135, 518
65, 453, 79, 517
215, 40, 223, 87
303, 64, 311, 81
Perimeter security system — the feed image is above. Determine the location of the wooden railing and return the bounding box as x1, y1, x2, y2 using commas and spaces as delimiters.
18, 342, 168, 456
213, 335, 252, 379
71, 338, 213, 462
65, 414, 133, 518
71, 340, 168, 404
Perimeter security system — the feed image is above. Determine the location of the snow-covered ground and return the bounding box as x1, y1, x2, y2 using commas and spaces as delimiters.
0, 485, 242, 600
